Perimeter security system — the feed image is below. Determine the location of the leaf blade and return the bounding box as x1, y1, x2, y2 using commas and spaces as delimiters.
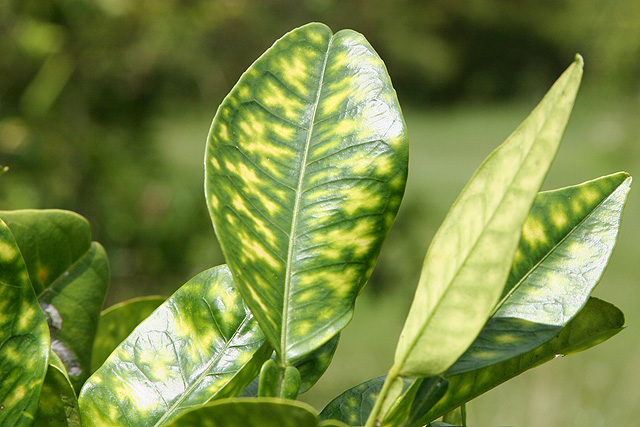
394, 56, 584, 377
206, 23, 408, 362
448, 172, 631, 374
78, 265, 270, 427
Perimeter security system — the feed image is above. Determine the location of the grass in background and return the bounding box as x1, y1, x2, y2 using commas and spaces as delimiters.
151, 89, 640, 425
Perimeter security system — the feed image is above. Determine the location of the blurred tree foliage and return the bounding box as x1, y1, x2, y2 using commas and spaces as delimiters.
1, 0, 638, 299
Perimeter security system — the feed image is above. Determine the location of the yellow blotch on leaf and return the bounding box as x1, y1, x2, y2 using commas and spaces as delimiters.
522, 218, 548, 245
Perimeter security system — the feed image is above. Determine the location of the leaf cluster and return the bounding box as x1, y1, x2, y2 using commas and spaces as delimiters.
0, 23, 632, 427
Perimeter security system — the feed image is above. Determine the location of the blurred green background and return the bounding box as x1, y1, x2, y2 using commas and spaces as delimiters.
1, 1, 639, 425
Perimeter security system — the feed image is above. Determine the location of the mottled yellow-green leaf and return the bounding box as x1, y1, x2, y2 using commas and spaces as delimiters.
394, 55, 583, 377
78, 265, 271, 427
449, 172, 631, 374
206, 23, 408, 363
166, 398, 325, 427
418, 297, 624, 423
91, 296, 166, 371
0, 218, 50, 426
0, 210, 110, 390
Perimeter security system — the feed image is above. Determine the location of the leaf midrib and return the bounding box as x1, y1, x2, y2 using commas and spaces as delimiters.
153, 314, 253, 427
281, 34, 334, 362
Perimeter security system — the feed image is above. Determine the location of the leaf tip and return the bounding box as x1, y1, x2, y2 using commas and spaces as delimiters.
574, 53, 584, 68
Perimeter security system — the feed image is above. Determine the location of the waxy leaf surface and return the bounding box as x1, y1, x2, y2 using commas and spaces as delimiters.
166, 398, 349, 427
205, 23, 408, 362
394, 56, 583, 377
0, 210, 110, 389
449, 172, 631, 374
0, 218, 49, 426
92, 296, 166, 371
78, 265, 271, 427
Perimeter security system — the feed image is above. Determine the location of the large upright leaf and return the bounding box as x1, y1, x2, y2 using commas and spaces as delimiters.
205, 23, 408, 363
78, 265, 271, 427
0, 218, 50, 426
448, 172, 631, 374
394, 56, 583, 377
0, 210, 110, 390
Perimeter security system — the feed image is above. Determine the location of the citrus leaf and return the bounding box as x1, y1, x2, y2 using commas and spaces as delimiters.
78, 265, 271, 427
166, 397, 347, 427
205, 22, 408, 363
394, 55, 583, 377
0, 210, 92, 295
34, 353, 81, 427
0, 218, 50, 426
418, 297, 624, 424
448, 172, 631, 375
91, 296, 166, 371
328, 298, 623, 427
296, 333, 339, 393
319, 376, 413, 426
0, 210, 110, 389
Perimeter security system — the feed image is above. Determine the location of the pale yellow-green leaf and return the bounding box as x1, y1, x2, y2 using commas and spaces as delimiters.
394, 55, 583, 377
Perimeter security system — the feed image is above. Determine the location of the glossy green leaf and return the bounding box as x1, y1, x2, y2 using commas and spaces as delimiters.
91, 296, 166, 371
78, 265, 271, 427
34, 353, 81, 427
0, 218, 50, 426
418, 297, 624, 424
394, 56, 583, 377
166, 397, 348, 427
0, 209, 110, 389
205, 22, 408, 363
448, 172, 631, 375
319, 376, 413, 426
0, 210, 92, 295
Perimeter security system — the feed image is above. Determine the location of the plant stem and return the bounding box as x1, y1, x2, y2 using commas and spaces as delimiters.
364, 365, 401, 427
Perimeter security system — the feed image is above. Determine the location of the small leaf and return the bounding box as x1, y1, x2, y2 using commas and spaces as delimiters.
206, 23, 408, 363
78, 265, 271, 427
91, 296, 166, 371
394, 56, 584, 377
0, 210, 110, 389
34, 353, 82, 427
448, 172, 631, 375
0, 218, 50, 426
319, 376, 413, 426
258, 359, 280, 397
166, 398, 321, 427
418, 297, 624, 423
281, 366, 302, 399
